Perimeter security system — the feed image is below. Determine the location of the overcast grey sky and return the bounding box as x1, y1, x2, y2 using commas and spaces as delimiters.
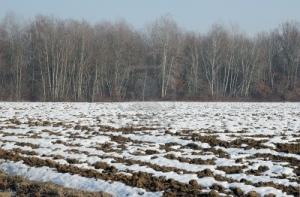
1, 0, 300, 34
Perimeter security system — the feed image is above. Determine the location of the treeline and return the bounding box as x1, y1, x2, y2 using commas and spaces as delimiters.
0, 14, 299, 101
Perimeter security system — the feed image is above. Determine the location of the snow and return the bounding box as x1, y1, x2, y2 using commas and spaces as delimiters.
0, 102, 299, 196
0, 160, 162, 197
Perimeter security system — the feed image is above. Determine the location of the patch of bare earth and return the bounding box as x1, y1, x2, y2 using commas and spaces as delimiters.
0, 170, 111, 197
1, 105, 300, 197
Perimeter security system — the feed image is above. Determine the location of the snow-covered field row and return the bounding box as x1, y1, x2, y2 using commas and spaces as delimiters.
0, 102, 299, 196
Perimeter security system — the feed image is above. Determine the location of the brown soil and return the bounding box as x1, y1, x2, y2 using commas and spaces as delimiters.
145, 149, 159, 155
202, 148, 230, 158
253, 182, 299, 197
245, 165, 270, 176
98, 125, 157, 133
216, 165, 246, 174
182, 134, 269, 150
1, 117, 299, 196
66, 158, 81, 164
0, 170, 111, 197
245, 191, 259, 197
52, 140, 81, 148
108, 134, 145, 145
8, 118, 22, 125
94, 142, 114, 152
248, 153, 300, 166
276, 143, 300, 154
197, 169, 214, 177
230, 187, 244, 196
0, 148, 203, 194
42, 129, 63, 136
27, 120, 52, 127
14, 142, 39, 149
165, 154, 215, 165
10, 148, 38, 156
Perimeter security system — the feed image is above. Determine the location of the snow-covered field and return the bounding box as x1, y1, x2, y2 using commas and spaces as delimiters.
0, 102, 299, 196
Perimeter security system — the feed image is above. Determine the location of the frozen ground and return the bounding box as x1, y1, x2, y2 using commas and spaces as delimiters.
0, 102, 299, 196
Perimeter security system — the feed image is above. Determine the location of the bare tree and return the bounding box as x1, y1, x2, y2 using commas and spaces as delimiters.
0, 14, 299, 101
148, 16, 182, 98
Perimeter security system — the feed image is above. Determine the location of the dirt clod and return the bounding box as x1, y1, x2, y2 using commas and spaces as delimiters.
208, 190, 219, 197
246, 191, 259, 197
188, 179, 198, 187
231, 187, 244, 197
197, 169, 214, 177
145, 149, 159, 155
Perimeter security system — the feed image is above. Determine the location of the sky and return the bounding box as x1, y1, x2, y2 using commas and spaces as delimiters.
1, 0, 300, 34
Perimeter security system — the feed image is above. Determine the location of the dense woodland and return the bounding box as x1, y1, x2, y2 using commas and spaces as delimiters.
0, 14, 299, 101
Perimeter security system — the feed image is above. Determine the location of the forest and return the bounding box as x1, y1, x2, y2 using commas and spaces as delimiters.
0, 14, 299, 101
